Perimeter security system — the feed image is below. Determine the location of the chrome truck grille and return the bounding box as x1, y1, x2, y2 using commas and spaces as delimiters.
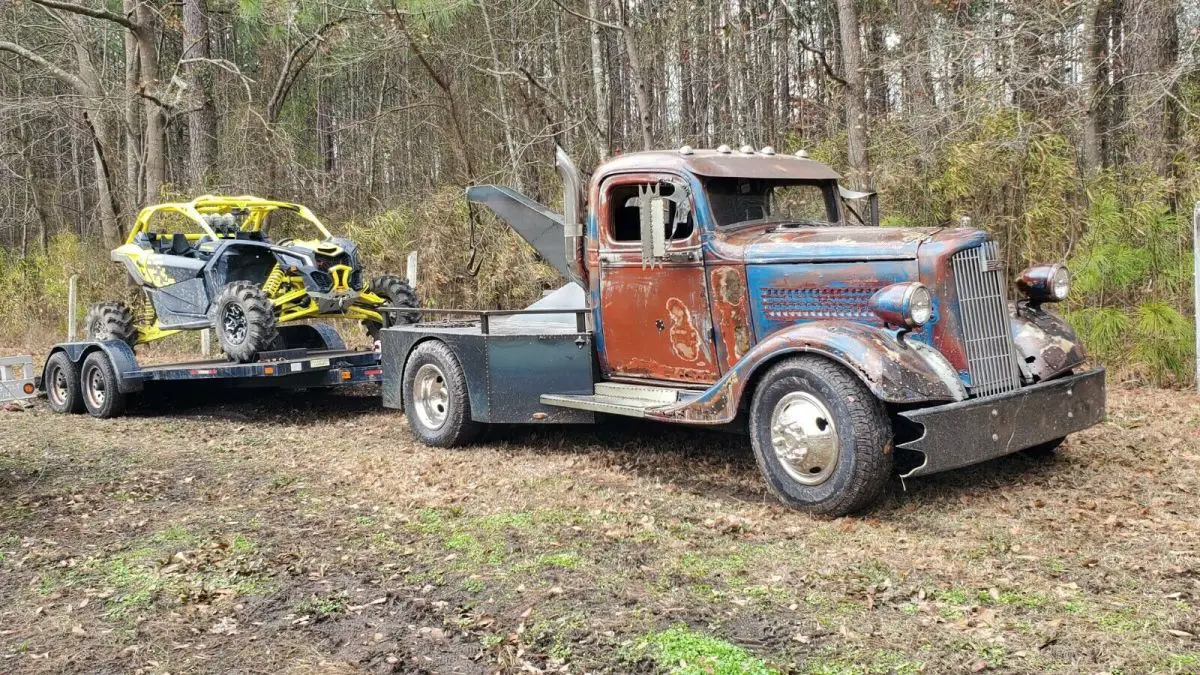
951, 242, 1021, 397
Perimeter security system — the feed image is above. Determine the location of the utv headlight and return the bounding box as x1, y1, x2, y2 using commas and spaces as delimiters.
1017, 264, 1069, 304
869, 282, 933, 329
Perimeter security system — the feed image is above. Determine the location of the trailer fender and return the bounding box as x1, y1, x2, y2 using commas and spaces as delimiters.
647, 320, 966, 425
44, 340, 145, 394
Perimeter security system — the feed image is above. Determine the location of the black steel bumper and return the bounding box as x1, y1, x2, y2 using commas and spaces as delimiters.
897, 368, 1105, 478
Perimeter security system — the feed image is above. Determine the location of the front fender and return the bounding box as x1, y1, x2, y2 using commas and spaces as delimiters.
1011, 303, 1087, 381
646, 320, 966, 425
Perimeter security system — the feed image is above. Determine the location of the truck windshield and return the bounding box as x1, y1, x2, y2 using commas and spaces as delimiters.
706, 178, 836, 228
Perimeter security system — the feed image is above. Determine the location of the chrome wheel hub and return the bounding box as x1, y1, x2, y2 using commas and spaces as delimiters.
770, 392, 839, 486
412, 363, 449, 430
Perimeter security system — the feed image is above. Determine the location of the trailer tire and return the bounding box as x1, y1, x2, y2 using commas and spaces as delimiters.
402, 340, 482, 447
364, 275, 419, 339
80, 351, 126, 418
211, 281, 277, 363
83, 301, 137, 347
44, 351, 84, 414
749, 355, 893, 516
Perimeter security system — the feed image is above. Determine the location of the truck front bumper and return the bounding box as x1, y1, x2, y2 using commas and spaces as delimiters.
897, 368, 1105, 478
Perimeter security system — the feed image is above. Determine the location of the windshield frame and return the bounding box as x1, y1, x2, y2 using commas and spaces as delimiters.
704, 177, 843, 230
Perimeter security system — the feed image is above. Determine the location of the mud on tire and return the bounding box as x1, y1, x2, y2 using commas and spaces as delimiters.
364, 275, 419, 339
210, 281, 278, 363
83, 301, 137, 346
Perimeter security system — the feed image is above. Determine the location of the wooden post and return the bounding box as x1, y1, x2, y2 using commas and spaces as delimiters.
406, 251, 419, 290
1193, 202, 1199, 393
201, 329, 211, 357
66, 275, 78, 341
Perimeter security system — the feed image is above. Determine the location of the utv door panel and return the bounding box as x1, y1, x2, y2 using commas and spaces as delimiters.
148, 278, 210, 326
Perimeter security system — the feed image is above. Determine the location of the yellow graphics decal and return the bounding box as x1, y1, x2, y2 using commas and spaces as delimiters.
113, 245, 177, 288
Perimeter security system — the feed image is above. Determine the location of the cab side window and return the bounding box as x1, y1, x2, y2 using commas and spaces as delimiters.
608, 182, 695, 243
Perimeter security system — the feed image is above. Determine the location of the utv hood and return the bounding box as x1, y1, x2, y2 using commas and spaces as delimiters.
734, 226, 973, 264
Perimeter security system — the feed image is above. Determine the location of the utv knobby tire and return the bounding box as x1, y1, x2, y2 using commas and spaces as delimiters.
402, 340, 482, 447
749, 355, 894, 516
364, 275, 419, 339
211, 281, 277, 363
80, 351, 127, 418
83, 301, 137, 347
44, 351, 84, 414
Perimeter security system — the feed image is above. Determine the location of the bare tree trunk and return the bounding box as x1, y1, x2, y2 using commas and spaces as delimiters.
1123, 0, 1179, 174
836, 0, 871, 190
479, 1, 523, 189
182, 0, 218, 191
1080, 0, 1106, 177
612, 0, 652, 150
586, 0, 609, 156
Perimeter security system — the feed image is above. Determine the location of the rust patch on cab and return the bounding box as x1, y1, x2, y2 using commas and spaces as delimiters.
709, 265, 754, 371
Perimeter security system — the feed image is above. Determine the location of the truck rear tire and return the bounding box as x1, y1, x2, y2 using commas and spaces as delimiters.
80, 351, 127, 418
211, 281, 277, 363
749, 355, 893, 516
402, 340, 482, 447
44, 351, 84, 414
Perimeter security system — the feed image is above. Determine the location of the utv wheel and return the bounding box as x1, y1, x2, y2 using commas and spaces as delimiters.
749, 355, 894, 516
364, 275, 419, 339
211, 281, 278, 363
80, 352, 126, 418
83, 301, 137, 346
44, 351, 84, 414
402, 340, 482, 447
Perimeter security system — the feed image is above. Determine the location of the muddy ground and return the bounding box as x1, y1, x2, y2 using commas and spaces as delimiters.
1, 384, 1197, 674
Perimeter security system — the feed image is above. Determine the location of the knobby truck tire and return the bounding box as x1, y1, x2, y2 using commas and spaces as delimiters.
402, 340, 482, 447
749, 355, 894, 516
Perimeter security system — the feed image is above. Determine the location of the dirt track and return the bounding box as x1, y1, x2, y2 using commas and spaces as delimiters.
1, 385, 1198, 673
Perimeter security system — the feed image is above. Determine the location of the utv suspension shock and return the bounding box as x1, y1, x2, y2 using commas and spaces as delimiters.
262, 265, 286, 296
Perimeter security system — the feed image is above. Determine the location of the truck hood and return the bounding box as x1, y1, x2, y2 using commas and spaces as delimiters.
731, 226, 977, 264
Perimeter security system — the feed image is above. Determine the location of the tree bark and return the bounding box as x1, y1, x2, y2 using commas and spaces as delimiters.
836, 0, 871, 190
1080, 0, 1107, 177
1123, 0, 1179, 174
182, 0, 218, 191
612, 0, 652, 150
586, 0, 609, 156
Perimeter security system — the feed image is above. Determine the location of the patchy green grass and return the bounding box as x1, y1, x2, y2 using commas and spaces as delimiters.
630, 625, 777, 675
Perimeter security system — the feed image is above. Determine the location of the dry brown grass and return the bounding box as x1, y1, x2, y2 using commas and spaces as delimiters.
0, 385, 1198, 673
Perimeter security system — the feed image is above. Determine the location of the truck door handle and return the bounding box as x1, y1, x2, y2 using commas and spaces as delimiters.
664, 251, 697, 263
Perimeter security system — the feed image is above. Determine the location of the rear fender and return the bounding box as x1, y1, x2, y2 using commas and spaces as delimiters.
44, 340, 144, 393
646, 320, 966, 425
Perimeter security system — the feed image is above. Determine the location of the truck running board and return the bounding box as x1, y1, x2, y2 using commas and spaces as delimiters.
540, 382, 691, 418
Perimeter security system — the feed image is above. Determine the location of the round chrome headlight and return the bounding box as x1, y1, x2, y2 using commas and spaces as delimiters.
1051, 266, 1070, 300
908, 285, 933, 326
1017, 264, 1069, 304
869, 282, 933, 329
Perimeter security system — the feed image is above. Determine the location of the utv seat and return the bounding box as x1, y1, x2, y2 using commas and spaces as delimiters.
169, 233, 193, 257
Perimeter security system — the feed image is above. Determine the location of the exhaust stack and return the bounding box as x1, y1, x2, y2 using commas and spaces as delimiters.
555, 147, 586, 286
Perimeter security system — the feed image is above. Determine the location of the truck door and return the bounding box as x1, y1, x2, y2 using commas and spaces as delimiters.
597, 174, 719, 385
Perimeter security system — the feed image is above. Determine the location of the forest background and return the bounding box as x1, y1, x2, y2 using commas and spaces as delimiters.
0, 0, 1196, 384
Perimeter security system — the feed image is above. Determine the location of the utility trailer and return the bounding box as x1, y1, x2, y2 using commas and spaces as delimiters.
380, 146, 1106, 517
42, 324, 382, 418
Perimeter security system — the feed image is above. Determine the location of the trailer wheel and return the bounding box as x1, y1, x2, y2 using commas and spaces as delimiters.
749, 355, 893, 516
402, 340, 482, 447
44, 351, 84, 414
80, 351, 127, 419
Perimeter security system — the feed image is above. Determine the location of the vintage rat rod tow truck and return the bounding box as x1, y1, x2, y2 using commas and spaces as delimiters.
380, 146, 1105, 515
